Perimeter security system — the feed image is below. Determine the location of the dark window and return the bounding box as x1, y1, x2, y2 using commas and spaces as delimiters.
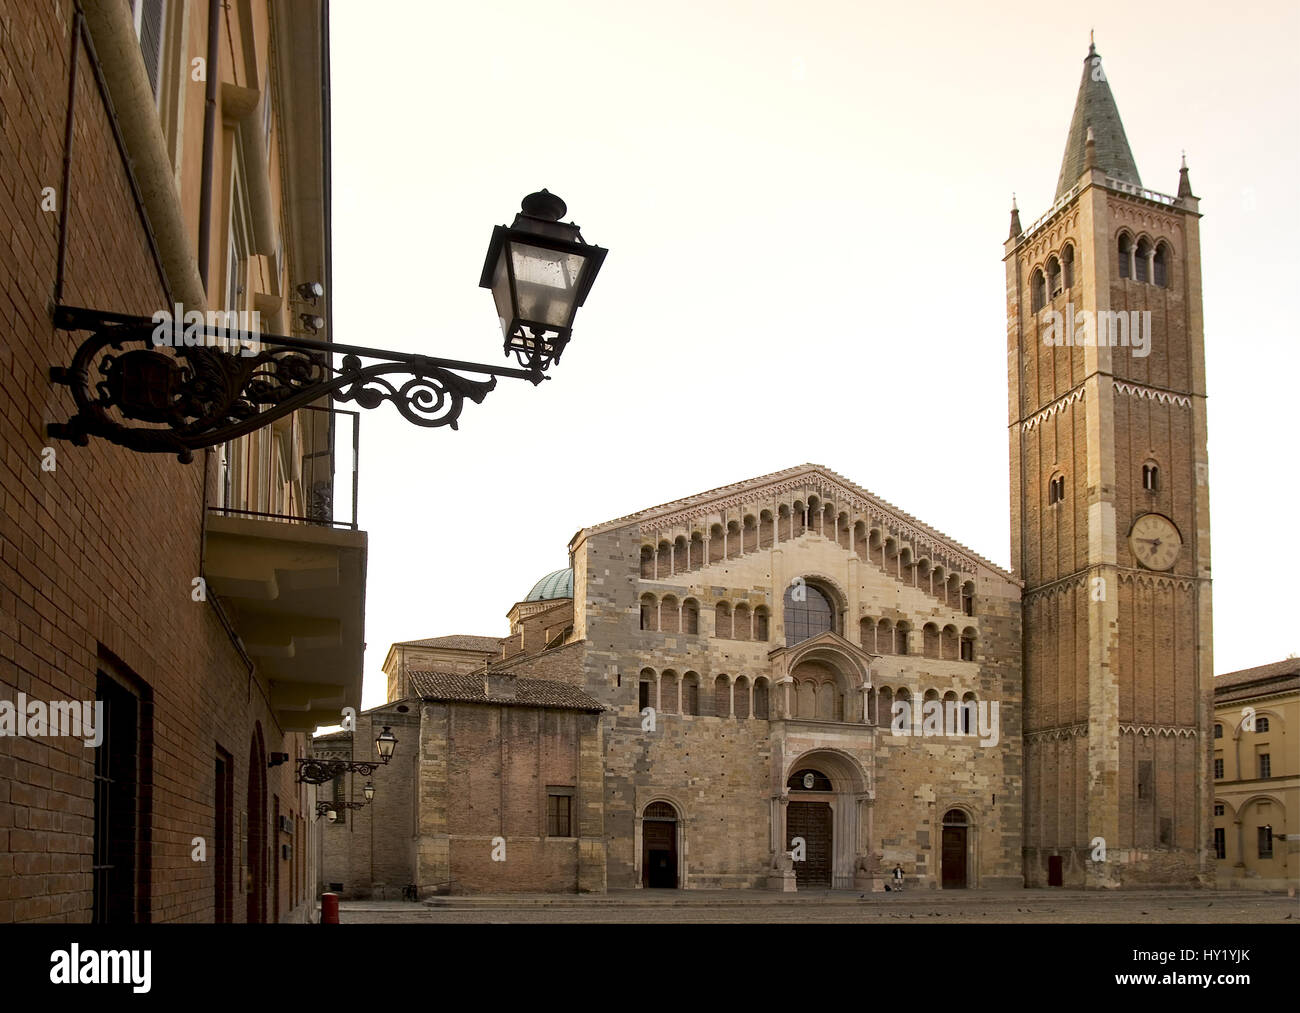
93, 673, 144, 924
1259, 753, 1271, 778
134, 0, 166, 98
1258, 826, 1273, 859
1135, 239, 1151, 283
1213, 827, 1225, 859
1062, 245, 1075, 289
1047, 257, 1062, 297
1031, 269, 1046, 312
1048, 475, 1065, 505
1153, 243, 1168, 287
754, 681, 769, 719
547, 793, 573, 837
1214, 757, 1224, 779
1118, 234, 1132, 279
1137, 761, 1152, 801
1142, 463, 1159, 491
332, 773, 346, 825
638, 681, 651, 710
1256, 716, 1270, 732
784, 582, 834, 647
1214, 804, 1224, 816
959, 634, 975, 662
1213, 723, 1223, 739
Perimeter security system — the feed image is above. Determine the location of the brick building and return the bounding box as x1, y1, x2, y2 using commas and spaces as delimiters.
1006, 41, 1214, 888
0, 0, 364, 922
322, 463, 1025, 895
319, 41, 1217, 896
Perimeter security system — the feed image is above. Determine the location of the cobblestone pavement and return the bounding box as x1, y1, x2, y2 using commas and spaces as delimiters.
335, 889, 1299, 923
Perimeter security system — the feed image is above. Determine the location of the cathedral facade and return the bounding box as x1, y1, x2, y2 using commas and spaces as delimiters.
315, 42, 1213, 894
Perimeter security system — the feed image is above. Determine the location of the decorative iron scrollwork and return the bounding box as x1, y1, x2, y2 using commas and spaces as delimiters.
48, 306, 534, 463
296, 756, 385, 785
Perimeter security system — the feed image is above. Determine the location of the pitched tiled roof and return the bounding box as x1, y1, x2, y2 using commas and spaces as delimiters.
408, 670, 604, 712
395, 635, 502, 652
1214, 658, 1300, 693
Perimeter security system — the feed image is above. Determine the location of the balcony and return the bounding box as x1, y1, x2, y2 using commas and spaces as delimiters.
203, 406, 367, 732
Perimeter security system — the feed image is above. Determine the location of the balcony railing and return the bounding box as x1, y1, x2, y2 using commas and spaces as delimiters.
208, 404, 360, 530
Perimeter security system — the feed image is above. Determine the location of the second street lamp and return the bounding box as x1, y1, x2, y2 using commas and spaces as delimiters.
297, 725, 398, 785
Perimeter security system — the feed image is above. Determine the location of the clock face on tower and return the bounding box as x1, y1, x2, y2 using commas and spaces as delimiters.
1129, 513, 1182, 571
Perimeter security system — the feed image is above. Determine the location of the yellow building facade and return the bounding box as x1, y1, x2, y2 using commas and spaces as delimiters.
1212, 660, 1299, 891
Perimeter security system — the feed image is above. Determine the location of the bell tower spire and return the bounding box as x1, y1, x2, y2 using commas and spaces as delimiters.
1055, 37, 1142, 198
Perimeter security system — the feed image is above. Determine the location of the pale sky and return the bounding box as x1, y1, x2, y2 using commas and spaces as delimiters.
329, 0, 1300, 711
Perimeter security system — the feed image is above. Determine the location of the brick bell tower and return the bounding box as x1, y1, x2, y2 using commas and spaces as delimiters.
1005, 39, 1213, 887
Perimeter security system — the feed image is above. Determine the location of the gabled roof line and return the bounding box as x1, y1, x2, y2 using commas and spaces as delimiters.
576, 463, 1014, 581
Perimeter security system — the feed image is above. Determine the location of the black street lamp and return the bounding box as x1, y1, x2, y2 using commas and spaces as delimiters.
480, 188, 606, 373
297, 725, 398, 785
47, 191, 607, 463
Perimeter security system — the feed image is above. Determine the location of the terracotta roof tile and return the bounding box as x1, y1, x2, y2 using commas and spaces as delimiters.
407, 670, 603, 712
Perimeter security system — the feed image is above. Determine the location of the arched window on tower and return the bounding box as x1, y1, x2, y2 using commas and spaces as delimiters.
1062, 244, 1075, 289
1142, 461, 1160, 492
1048, 474, 1066, 505
1031, 269, 1046, 313
1154, 241, 1169, 287
1047, 255, 1062, 298
1135, 238, 1152, 283
1118, 233, 1133, 280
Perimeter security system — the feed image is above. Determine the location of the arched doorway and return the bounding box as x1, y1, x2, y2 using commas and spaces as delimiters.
642, 801, 679, 888
780, 749, 870, 890
246, 728, 268, 923
786, 768, 833, 887
941, 809, 968, 889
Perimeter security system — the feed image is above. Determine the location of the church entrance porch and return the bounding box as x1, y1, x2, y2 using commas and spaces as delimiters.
774, 750, 873, 891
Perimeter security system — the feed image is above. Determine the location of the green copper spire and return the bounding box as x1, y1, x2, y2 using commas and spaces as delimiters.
1055, 38, 1142, 199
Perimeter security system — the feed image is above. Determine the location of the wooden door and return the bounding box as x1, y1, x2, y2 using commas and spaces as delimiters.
787, 801, 832, 888
941, 826, 967, 888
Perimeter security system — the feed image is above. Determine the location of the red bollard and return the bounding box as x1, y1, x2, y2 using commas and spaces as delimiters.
321, 892, 339, 924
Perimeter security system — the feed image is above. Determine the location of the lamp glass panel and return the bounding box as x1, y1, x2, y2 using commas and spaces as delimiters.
489, 250, 515, 338
509, 243, 587, 329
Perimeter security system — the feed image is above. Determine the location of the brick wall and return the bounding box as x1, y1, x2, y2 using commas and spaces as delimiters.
0, 0, 318, 922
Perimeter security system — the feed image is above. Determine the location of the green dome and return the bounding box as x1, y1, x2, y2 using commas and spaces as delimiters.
525, 567, 573, 602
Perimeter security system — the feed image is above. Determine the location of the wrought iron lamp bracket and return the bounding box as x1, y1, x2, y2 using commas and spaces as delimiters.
295, 755, 389, 785
47, 305, 551, 463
